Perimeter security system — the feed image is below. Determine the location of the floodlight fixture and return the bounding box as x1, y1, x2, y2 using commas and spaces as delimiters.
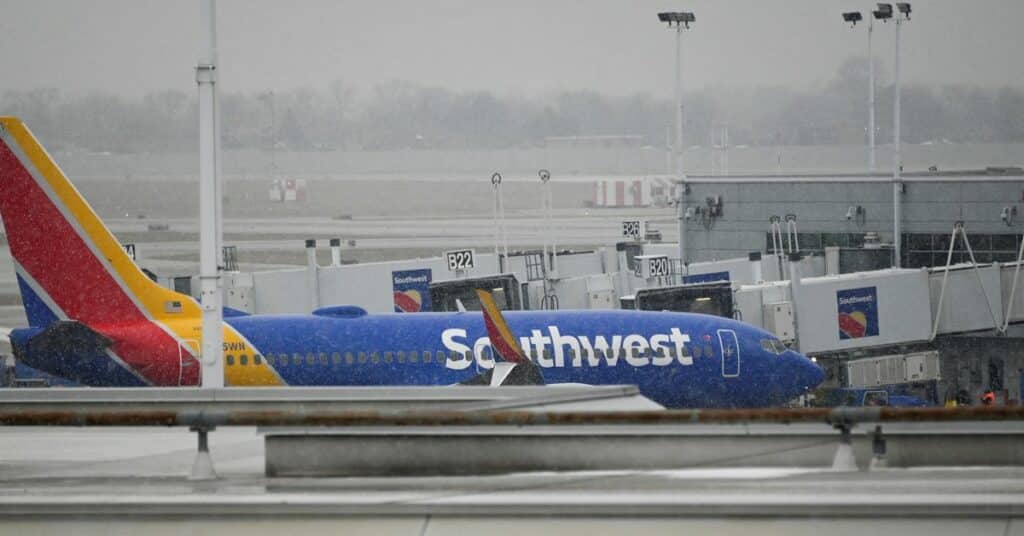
873, 3, 893, 21
657, 11, 695, 29
842, 11, 863, 26
896, 2, 911, 18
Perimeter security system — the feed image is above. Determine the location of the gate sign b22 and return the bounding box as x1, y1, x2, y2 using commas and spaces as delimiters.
622, 220, 645, 240
445, 249, 475, 271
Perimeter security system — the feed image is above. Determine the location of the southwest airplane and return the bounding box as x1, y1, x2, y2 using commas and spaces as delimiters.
0, 117, 823, 408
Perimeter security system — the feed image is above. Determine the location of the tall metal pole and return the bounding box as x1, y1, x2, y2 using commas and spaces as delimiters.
197, 0, 224, 387
269, 91, 276, 176
868, 17, 876, 173
491, 172, 508, 270
498, 183, 508, 265
539, 169, 555, 276
547, 177, 557, 275
892, 15, 903, 268
674, 24, 688, 267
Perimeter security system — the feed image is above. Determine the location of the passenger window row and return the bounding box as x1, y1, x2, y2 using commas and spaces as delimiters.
228, 345, 712, 367
224, 354, 263, 366
242, 350, 448, 367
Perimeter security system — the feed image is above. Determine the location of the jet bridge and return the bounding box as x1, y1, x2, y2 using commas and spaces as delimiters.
737, 261, 1024, 354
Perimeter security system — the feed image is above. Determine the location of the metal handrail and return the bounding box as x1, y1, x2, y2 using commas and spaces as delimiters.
1, 406, 1023, 428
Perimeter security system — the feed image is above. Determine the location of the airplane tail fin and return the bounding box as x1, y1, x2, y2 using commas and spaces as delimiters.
0, 117, 200, 328
468, 289, 544, 386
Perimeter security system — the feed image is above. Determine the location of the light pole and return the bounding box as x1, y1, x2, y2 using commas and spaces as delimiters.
874, 2, 911, 268
842, 10, 876, 173
196, 0, 223, 387
491, 172, 508, 271
539, 169, 556, 276
657, 11, 694, 267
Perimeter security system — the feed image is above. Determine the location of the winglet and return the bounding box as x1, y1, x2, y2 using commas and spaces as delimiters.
475, 289, 527, 364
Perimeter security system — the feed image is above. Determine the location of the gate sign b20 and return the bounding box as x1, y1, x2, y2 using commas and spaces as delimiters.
634, 255, 670, 278
622, 220, 645, 240
445, 249, 476, 271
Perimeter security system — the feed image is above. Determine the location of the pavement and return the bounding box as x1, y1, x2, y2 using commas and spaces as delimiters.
0, 427, 1023, 534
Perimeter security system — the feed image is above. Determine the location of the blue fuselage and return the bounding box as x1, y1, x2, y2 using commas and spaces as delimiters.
12, 309, 823, 408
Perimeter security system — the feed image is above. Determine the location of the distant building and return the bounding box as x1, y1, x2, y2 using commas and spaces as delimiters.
269, 178, 307, 202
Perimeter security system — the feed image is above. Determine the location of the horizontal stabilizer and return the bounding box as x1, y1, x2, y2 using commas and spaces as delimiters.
25, 320, 111, 356
459, 361, 545, 387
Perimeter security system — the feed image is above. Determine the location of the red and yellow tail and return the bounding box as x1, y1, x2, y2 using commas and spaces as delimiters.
0, 117, 203, 385
475, 289, 528, 363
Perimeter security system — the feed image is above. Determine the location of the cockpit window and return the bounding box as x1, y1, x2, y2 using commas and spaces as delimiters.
760, 339, 787, 355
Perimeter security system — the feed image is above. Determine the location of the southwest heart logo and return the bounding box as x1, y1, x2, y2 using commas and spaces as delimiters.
836, 286, 879, 340
393, 290, 422, 313
837, 311, 868, 338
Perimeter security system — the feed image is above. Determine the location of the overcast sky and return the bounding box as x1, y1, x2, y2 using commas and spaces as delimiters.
1, 0, 1021, 99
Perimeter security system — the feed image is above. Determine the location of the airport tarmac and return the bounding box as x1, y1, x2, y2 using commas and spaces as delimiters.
0, 427, 1022, 533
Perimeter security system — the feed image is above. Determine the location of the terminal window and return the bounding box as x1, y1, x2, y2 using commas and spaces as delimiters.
765, 231, 1022, 269
902, 232, 1021, 268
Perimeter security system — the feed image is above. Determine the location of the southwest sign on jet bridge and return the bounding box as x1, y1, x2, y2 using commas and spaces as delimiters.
0, 118, 823, 408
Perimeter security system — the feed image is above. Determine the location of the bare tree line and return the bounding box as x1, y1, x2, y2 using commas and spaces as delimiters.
2, 58, 1022, 154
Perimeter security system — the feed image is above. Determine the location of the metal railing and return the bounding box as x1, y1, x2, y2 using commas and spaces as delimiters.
1, 405, 1021, 428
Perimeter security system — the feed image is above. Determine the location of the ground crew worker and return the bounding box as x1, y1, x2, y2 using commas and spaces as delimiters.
981, 391, 996, 406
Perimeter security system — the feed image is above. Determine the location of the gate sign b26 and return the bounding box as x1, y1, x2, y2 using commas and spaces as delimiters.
622, 220, 645, 240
